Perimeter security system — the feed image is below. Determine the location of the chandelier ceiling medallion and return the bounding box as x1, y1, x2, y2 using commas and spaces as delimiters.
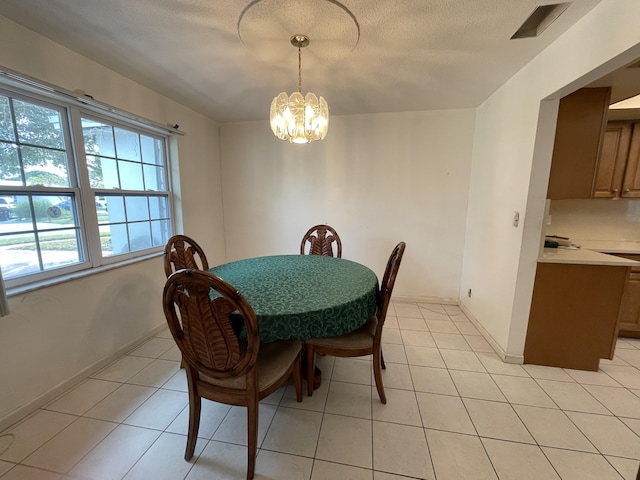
270, 34, 328, 144
237, 0, 359, 144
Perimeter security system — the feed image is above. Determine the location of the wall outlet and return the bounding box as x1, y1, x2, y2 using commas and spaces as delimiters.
467, 288, 472, 298
546, 214, 552, 225
513, 211, 520, 227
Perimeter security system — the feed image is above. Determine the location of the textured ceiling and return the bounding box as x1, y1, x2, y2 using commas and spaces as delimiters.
0, 0, 603, 123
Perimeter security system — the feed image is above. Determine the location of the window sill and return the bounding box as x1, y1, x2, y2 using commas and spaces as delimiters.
7, 251, 164, 297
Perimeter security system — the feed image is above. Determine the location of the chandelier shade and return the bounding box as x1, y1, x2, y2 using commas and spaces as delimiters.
270, 91, 329, 144
269, 35, 329, 144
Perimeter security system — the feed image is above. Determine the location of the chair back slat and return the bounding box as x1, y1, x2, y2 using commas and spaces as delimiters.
164, 269, 259, 379
178, 285, 240, 370
301, 224, 342, 258
164, 235, 209, 277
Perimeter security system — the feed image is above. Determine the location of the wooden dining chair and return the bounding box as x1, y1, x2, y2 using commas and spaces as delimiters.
163, 269, 303, 480
163, 235, 211, 369
305, 241, 406, 403
163, 234, 209, 277
300, 224, 342, 258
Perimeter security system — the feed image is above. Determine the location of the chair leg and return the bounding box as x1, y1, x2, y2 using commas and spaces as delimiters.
247, 394, 258, 480
185, 386, 201, 460
373, 348, 387, 404
293, 351, 303, 402
306, 345, 316, 397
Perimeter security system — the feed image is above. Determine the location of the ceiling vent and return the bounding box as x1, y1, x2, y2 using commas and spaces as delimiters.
511, 3, 571, 39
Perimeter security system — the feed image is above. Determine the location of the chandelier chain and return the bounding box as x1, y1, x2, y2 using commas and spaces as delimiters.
298, 47, 302, 93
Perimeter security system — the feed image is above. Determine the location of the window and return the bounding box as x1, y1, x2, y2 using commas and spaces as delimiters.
0, 88, 172, 287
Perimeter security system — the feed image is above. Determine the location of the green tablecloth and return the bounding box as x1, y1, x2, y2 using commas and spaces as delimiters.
209, 255, 378, 343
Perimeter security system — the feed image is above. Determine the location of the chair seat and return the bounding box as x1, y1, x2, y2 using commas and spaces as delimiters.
306, 316, 377, 350
201, 339, 302, 392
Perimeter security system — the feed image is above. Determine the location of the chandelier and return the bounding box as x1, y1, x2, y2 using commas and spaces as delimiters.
270, 35, 329, 144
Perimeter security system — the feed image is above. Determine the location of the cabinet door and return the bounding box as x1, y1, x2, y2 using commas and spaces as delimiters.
593, 123, 631, 198
621, 122, 640, 198
619, 272, 640, 336
547, 87, 611, 200
609, 253, 640, 337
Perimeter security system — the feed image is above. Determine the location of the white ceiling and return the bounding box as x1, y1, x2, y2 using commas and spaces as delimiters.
0, 0, 604, 123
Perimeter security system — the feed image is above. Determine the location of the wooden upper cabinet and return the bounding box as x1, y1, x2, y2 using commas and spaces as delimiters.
547, 87, 611, 200
622, 122, 640, 198
593, 122, 632, 198
593, 121, 640, 199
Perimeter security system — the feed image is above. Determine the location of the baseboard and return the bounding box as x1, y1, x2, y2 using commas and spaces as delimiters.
458, 302, 524, 365
393, 295, 459, 305
0, 322, 167, 432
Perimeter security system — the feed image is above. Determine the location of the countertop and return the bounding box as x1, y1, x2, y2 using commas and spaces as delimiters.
538, 247, 640, 266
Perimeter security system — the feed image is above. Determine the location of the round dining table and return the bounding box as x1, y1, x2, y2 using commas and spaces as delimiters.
208, 254, 379, 343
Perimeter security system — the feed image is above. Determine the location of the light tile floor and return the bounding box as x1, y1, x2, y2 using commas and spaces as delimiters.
1, 302, 640, 479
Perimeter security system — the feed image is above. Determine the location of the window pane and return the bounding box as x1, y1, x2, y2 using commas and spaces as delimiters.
0, 233, 40, 279
86, 155, 103, 188
100, 196, 125, 224
40, 228, 82, 268
8, 194, 31, 225
149, 196, 169, 220
0, 193, 82, 278
141, 135, 163, 165
0, 143, 21, 186
0, 96, 15, 142
95, 195, 107, 212
119, 161, 143, 190
151, 219, 170, 247
0, 193, 19, 223
104, 223, 129, 256
90, 156, 118, 189
13, 100, 64, 149
21, 146, 69, 187
125, 196, 149, 222
39, 194, 78, 229
128, 222, 152, 251
115, 127, 140, 162
143, 164, 165, 191
83, 120, 115, 158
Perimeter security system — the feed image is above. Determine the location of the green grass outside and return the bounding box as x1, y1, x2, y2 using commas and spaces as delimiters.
0, 230, 112, 250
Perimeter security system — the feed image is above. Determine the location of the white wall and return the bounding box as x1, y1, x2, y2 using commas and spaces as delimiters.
460, 0, 640, 361
220, 109, 476, 300
0, 17, 225, 426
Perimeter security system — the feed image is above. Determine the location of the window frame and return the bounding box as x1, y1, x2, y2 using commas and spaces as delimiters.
0, 82, 175, 290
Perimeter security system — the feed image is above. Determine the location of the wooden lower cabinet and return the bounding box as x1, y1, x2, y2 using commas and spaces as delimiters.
610, 253, 640, 337
619, 274, 640, 337
524, 262, 629, 371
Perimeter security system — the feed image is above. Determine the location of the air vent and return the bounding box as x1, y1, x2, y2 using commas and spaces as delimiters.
511, 3, 571, 39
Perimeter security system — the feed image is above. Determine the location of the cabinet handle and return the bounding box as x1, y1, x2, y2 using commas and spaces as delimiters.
625, 189, 631, 193
612, 189, 618, 194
